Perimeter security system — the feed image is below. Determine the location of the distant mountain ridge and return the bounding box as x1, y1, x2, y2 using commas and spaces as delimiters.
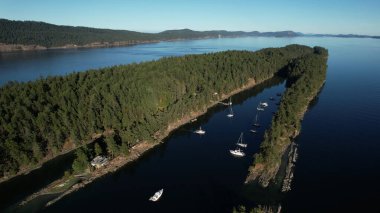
304, 33, 380, 39
158, 28, 301, 38
0, 19, 378, 52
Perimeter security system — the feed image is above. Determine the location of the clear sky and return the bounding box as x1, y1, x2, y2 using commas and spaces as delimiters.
1, 0, 379, 35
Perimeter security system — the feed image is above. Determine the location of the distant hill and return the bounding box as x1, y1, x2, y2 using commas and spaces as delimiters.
304, 33, 380, 39
0, 19, 156, 48
0, 19, 300, 50
158, 29, 301, 38
0, 19, 378, 51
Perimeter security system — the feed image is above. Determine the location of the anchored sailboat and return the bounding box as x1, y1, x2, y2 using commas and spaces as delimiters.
230, 148, 245, 157
250, 129, 257, 133
236, 132, 247, 148
229, 148, 245, 157
253, 112, 260, 127
194, 126, 206, 135
230, 133, 247, 157
227, 106, 234, 118
228, 97, 232, 106
260, 101, 268, 107
257, 103, 264, 111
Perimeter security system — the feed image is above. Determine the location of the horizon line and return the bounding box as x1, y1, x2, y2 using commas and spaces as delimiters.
2, 18, 380, 37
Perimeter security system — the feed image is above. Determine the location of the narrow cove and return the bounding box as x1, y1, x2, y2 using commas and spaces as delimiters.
4, 76, 285, 212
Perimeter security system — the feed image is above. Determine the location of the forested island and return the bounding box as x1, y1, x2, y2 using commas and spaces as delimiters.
245, 46, 328, 187
1, 19, 377, 53
0, 19, 300, 52
0, 44, 323, 180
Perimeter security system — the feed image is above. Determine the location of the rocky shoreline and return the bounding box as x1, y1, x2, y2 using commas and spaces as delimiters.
281, 142, 298, 192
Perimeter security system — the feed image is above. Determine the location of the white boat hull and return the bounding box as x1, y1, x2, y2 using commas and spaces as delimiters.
230, 150, 245, 157
194, 130, 205, 134
149, 189, 163, 202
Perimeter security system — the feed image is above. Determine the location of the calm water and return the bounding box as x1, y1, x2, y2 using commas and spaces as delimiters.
1, 37, 380, 212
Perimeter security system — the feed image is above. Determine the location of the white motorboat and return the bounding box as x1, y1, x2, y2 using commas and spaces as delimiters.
230, 148, 245, 157
149, 189, 163, 202
257, 104, 264, 111
236, 133, 247, 148
194, 127, 206, 135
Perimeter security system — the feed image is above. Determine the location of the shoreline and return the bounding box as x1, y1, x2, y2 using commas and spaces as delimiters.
19, 76, 267, 209
1, 35, 378, 53
0, 35, 246, 53
0, 40, 160, 53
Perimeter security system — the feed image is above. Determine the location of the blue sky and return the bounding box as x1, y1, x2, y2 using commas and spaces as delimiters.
1, 0, 379, 35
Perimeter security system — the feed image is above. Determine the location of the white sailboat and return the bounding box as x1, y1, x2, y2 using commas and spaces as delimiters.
250, 129, 257, 133
253, 112, 260, 127
260, 101, 269, 107
236, 133, 247, 148
230, 148, 245, 157
257, 104, 264, 111
149, 189, 163, 202
227, 106, 234, 118
194, 126, 206, 135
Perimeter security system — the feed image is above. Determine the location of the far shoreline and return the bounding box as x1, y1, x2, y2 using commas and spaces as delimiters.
1, 34, 378, 53
0, 35, 245, 53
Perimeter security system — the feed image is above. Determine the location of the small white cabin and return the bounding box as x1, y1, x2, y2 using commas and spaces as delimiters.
91, 156, 109, 168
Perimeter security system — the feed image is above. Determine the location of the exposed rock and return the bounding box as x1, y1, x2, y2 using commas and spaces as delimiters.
0, 43, 47, 52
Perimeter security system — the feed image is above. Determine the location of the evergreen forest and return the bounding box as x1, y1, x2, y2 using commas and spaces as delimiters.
0, 44, 321, 177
